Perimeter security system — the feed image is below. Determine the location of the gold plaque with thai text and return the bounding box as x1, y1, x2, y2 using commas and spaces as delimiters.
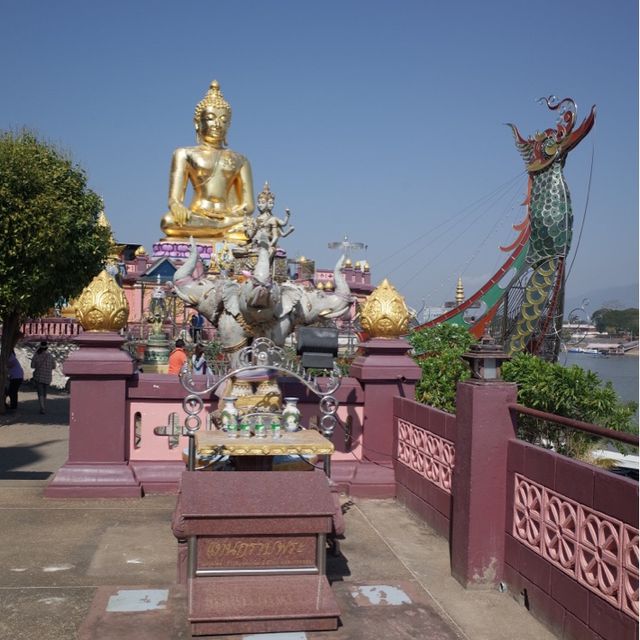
197, 535, 317, 569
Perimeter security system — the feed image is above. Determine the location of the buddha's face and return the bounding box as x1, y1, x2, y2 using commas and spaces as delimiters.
197, 106, 230, 145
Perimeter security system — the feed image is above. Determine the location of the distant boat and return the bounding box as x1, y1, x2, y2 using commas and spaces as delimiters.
568, 347, 600, 354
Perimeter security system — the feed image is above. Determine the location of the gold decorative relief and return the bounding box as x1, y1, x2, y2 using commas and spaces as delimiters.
360, 278, 411, 338
75, 270, 130, 332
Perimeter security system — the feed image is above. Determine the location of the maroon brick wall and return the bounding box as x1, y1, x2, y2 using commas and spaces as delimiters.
393, 397, 456, 540
505, 439, 639, 640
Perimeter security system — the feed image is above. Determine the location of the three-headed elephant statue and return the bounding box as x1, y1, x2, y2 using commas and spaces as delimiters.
171, 238, 352, 356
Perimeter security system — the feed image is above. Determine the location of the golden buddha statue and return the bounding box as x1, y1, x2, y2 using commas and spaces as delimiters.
160, 80, 255, 243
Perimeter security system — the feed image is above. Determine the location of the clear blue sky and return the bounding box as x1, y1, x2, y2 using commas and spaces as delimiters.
1, 0, 637, 312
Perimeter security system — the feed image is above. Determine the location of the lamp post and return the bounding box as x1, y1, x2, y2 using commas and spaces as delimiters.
461, 329, 511, 382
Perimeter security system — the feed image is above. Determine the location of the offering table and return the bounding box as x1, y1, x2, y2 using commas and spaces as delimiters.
172, 444, 341, 636
195, 428, 335, 471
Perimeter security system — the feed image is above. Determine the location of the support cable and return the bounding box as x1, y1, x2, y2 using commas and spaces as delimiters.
375, 171, 526, 270
565, 142, 596, 283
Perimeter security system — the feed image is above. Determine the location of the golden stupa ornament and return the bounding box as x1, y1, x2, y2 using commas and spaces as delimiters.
456, 276, 465, 305
360, 278, 411, 338
75, 270, 130, 332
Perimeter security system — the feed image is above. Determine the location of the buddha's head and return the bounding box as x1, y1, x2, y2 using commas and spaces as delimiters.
194, 80, 232, 146
257, 182, 275, 214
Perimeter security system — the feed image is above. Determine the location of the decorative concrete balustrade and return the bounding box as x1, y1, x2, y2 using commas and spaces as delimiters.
505, 441, 638, 640
393, 381, 639, 640
393, 397, 456, 539
20, 317, 83, 341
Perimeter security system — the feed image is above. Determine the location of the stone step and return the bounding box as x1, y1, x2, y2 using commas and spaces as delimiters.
188, 574, 340, 636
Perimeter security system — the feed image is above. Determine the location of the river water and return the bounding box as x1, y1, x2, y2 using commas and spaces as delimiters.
561, 352, 639, 409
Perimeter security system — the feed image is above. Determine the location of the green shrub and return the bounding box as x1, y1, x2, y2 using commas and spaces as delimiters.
502, 353, 638, 459
409, 324, 476, 413
409, 325, 637, 463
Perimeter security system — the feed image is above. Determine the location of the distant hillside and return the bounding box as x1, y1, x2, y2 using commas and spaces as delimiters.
565, 283, 639, 318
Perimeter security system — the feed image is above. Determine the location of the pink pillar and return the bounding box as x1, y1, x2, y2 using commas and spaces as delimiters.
44, 332, 141, 498
350, 338, 421, 464
450, 379, 517, 588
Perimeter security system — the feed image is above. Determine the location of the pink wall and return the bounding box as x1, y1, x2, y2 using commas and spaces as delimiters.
505, 440, 639, 639
126, 375, 365, 465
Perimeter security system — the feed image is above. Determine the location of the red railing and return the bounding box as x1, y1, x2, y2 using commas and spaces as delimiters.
508, 403, 639, 447
19, 318, 83, 341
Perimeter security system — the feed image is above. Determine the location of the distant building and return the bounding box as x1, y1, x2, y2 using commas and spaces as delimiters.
420, 277, 482, 324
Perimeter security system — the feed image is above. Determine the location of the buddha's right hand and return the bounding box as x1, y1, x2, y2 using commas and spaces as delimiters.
169, 200, 191, 226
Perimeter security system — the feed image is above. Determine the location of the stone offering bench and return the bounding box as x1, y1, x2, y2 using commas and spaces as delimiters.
171, 470, 340, 636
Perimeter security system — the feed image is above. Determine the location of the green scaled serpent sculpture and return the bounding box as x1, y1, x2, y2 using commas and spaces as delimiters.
415, 97, 595, 359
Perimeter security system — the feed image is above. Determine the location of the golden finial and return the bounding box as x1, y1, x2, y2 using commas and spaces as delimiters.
316, 281, 325, 290
360, 278, 411, 338
344, 258, 353, 268
363, 261, 370, 272
75, 270, 130, 332
325, 279, 334, 290
456, 276, 464, 305
97, 210, 122, 266
194, 80, 232, 121
134, 245, 147, 257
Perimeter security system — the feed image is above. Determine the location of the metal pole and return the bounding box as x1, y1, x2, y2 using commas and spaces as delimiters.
316, 533, 327, 574
188, 536, 197, 578
323, 454, 331, 479
188, 434, 196, 471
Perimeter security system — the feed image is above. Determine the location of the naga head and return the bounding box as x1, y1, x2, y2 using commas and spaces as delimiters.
507, 96, 596, 173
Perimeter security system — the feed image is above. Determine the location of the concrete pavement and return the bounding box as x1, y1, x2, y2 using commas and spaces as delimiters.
0, 389, 556, 639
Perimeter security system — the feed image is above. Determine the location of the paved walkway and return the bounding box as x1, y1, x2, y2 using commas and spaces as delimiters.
0, 390, 556, 639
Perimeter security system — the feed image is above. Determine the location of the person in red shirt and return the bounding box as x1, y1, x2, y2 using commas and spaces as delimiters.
168, 339, 188, 374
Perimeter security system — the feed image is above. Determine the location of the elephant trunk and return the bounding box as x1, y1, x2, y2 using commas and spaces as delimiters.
173, 238, 201, 285
317, 254, 351, 319
253, 230, 272, 286
332, 254, 349, 300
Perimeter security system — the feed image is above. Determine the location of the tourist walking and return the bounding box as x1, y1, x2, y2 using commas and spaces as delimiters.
192, 344, 207, 374
168, 339, 188, 374
31, 341, 56, 414
189, 313, 204, 342
5, 350, 24, 411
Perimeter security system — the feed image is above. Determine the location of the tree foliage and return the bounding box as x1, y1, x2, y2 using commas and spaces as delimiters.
409, 323, 476, 413
591, 307, 638, 338
0, 130, 110, 410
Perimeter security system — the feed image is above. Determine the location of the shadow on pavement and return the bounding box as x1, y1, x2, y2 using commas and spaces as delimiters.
0, 440, 59, 479
327, 546, 352, 583
1, 392, 69, 426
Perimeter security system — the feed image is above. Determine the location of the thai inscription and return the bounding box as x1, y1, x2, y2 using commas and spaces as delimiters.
198, 535, 317, 569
